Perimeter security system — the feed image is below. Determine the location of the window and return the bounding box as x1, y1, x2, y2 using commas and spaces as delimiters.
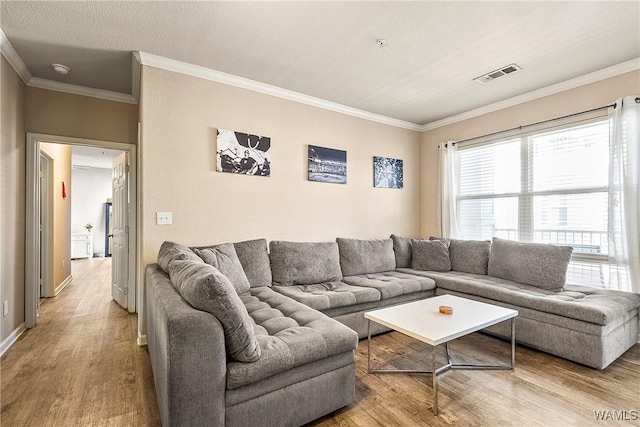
456, 120, 610, 287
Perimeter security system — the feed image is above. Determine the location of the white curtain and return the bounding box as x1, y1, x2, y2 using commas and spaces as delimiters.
438, 142, 459, 238
608, 96, 640, 293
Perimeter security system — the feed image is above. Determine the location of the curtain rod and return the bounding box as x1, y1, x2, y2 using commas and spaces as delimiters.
451, 103, 616, 146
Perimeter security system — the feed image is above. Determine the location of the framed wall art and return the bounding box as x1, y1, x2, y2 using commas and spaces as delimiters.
308, 145, 347, 184
373, 156, 403, 189
216, 129, 271, 177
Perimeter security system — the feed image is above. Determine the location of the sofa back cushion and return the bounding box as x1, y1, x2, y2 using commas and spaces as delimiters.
488, 237, 573, 291
450, 239, 491, 275
337, 238, 396, 276
390, 234, 413, 268
269, 241, 342, 285
411, 239, 451, 271
233, 238, 272, 288
157, 241, 202, 273
168, 259, 261, 362
192, 243, 251, 294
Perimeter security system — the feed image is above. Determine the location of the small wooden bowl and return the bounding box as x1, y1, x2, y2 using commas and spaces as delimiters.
439, 305, 453, 315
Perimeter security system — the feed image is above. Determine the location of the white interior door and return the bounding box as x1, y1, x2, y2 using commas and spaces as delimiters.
111, 152, 129, 309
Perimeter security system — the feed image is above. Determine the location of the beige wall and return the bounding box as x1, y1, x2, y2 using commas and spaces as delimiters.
40, 143, 72, 289
1, 56, 26, 341
420, 70, 640, 238
139, 65, 422, 266
26, 87, 138, 144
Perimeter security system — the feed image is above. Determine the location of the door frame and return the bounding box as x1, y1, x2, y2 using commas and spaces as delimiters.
25, 133, 138, 328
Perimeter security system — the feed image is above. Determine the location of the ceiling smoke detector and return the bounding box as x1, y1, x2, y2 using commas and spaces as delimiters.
474, 63, 521, 83
376, 39, 387, 48
52, 63, 70, 75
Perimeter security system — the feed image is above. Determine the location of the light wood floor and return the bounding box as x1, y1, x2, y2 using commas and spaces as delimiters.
1, 258, 161, 426
2, 259, 638, 426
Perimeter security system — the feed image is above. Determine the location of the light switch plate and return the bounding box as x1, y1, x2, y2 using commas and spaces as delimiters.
156, 212, 173, 225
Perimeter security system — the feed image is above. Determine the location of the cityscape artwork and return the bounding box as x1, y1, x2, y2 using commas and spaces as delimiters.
308, 145, 347, 184
216, 129, 271, 177
374, 156, 403, 189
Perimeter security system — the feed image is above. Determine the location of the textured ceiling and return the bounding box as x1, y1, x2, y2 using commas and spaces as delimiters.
1, 1, 639, 125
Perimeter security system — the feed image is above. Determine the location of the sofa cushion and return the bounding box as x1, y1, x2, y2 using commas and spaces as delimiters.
269, 241, 342, 286
168, 260, 261, 362
192, 243, 251, 293
390, 234, 414, 268
157, 241, 202, 273
411, 239, 451, 271
450, 239, 490, 275
234, 238, 272, 288
398, 268, 640, 327
272, 281, 380, 311
488, 237, 573, 291
341, 271, 436, 300
227, 287, 358, 389
337, 238, 396, 276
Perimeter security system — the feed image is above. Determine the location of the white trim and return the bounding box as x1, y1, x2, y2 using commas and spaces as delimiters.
54, 275, 73, 296
137, 334, 147, 347
0, 323, 27, 357
0, 29, 32, 84
421, 58, 640, 132
136, 51, 422, 132
28, 77, 137, 104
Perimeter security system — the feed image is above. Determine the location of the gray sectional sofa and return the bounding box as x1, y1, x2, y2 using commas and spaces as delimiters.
146, 235, 640, 426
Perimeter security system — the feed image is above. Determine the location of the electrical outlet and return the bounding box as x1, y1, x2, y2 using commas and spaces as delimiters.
3, 301, 8, 317
156, 212, 173, 225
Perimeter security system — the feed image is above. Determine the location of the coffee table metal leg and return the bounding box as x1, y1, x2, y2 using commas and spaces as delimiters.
432, 345, 438, 415
367, 319, 371, 373
511, 317, 516, 368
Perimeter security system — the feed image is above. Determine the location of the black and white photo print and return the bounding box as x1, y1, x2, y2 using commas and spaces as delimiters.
217, 129, 271, 177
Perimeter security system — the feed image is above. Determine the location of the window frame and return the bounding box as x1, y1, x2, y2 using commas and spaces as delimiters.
455, 116, 610, 286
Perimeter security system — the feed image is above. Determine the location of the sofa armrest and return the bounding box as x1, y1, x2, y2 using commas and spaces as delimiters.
146, 264, 227, 427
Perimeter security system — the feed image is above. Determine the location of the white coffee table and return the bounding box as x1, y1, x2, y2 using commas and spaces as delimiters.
364, 294, 518, 415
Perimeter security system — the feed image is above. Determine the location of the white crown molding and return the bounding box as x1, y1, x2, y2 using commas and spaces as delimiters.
28, 77, 137, 104
136, 51, 422, 132
421, 57, 640, 132
0, 29, 32, 84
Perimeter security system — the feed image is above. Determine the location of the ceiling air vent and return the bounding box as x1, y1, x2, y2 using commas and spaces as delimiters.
474, 63, 522, 83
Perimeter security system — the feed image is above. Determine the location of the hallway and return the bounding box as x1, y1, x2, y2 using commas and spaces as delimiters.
1, 258, 160, 426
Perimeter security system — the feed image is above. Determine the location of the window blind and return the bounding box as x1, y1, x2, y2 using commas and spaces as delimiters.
456, 119, 611, 287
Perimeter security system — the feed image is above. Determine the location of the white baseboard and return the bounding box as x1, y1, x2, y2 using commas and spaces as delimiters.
0, 322, 26, 357
137, 334, 147, 346
54, 275, 73, 296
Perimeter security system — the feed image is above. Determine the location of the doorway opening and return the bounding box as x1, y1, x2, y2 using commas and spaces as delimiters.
26, 133, 138, 331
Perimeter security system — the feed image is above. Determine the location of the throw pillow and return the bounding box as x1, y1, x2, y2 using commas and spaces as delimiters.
336, 238, 396, 276
390, 234, 413, 268
157, 241, 202, 273
169, 259, 261, 363
233, 238, 272, 288
192, 243, 251, 294
411, 239, 452, 271
488, 237, 573, 291
449, 239, 491, 275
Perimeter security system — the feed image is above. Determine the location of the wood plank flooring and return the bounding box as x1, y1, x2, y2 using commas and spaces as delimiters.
2, 258, 638, 426
1, 258, 161, 426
